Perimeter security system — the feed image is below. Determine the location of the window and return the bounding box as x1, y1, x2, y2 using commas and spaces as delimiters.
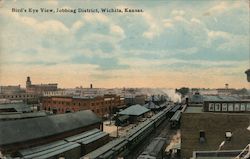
247, 103, 250, 111
234, 103, 240, 111
228, 103, 234, 111
199, 130, 206, 143
222, 103, 227, 111
208, 103, 214, 111
240, 103, 246, 111
225, 131, 232, 141
215, 103, 221, 111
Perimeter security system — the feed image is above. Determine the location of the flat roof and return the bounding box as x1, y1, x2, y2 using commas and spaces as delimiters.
0, 110, 101, 146
203, 95, 243, 102
185, 107, 203, 113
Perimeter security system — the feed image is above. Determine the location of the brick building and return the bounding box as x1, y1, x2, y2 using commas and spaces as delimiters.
42, 94, 125, 117
26, 76, 58, 94
181, 95, 250, 159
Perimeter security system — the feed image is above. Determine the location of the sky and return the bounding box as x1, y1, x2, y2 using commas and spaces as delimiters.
0, 0, 249, 88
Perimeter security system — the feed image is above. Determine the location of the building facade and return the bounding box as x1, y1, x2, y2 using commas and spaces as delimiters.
181, 95, 250, 159
0, 85, 23, 94
26, 76, 58, 94
42, 94, 125, 117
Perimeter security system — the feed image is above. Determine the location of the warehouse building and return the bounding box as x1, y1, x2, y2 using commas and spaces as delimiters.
0, 110, 102, 155
181, 95, 250, 159
42, 94, 125, 117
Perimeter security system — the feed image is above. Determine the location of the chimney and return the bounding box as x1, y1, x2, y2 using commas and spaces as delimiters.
186, 97, 189, 106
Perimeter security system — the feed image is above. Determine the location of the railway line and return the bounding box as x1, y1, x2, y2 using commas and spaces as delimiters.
83, 104, 182, 159
128, 118, 177, 159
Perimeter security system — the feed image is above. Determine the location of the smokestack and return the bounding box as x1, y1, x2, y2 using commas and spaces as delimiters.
245, 69, 250, 82
186, 97, 189, 106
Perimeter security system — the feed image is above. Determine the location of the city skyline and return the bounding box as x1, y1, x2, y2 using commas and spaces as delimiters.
0, 0, 249, 88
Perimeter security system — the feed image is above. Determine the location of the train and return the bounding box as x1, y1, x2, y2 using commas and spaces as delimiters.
137, 137, 166, 159
83, 104, 182, 159
169, 110, 182, 129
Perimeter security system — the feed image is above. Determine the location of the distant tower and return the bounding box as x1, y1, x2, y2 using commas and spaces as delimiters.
225, 83, 229, 89
245, 69, 250, 82
90, 84, 93, 89
26, 76, 32, 88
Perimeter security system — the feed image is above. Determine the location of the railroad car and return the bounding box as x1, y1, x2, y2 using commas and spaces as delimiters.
170, 110, 182, 129
137, 137, 166, 159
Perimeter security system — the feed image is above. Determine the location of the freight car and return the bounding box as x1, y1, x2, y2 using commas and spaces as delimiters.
64, 129, 109, 155
170, 110, 182, 129
137, 137, 166, 159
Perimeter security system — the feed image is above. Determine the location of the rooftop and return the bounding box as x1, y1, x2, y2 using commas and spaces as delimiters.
0, 110, 101, 146
143, 101, 160, 109
118, 104, 150, 116
18, 140, 80, 159
185, 107, 203, 113
0, 103, 31, 112
0, 111, 48, 120
203, 95, 242, 102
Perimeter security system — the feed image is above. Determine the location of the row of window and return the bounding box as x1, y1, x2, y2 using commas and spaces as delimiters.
208, 103, 250, 112
0, 94, 36, 98
44, 100, 119, 107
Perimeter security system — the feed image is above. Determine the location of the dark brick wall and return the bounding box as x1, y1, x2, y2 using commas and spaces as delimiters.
181, 112, 250, 159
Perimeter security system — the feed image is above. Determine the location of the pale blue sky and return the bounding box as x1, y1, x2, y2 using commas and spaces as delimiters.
0, 0, 249, 88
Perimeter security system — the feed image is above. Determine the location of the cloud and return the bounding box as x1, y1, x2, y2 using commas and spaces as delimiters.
142, 12, 162, 39
1, 9, 69, 33
46, 0, 58, 6
0, 0, 249, 88
83, 13, 109, 23
71, 20, 84, 32
110, 25, 125, 38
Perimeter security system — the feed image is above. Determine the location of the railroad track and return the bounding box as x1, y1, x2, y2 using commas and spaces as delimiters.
127, 118, 178, 159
